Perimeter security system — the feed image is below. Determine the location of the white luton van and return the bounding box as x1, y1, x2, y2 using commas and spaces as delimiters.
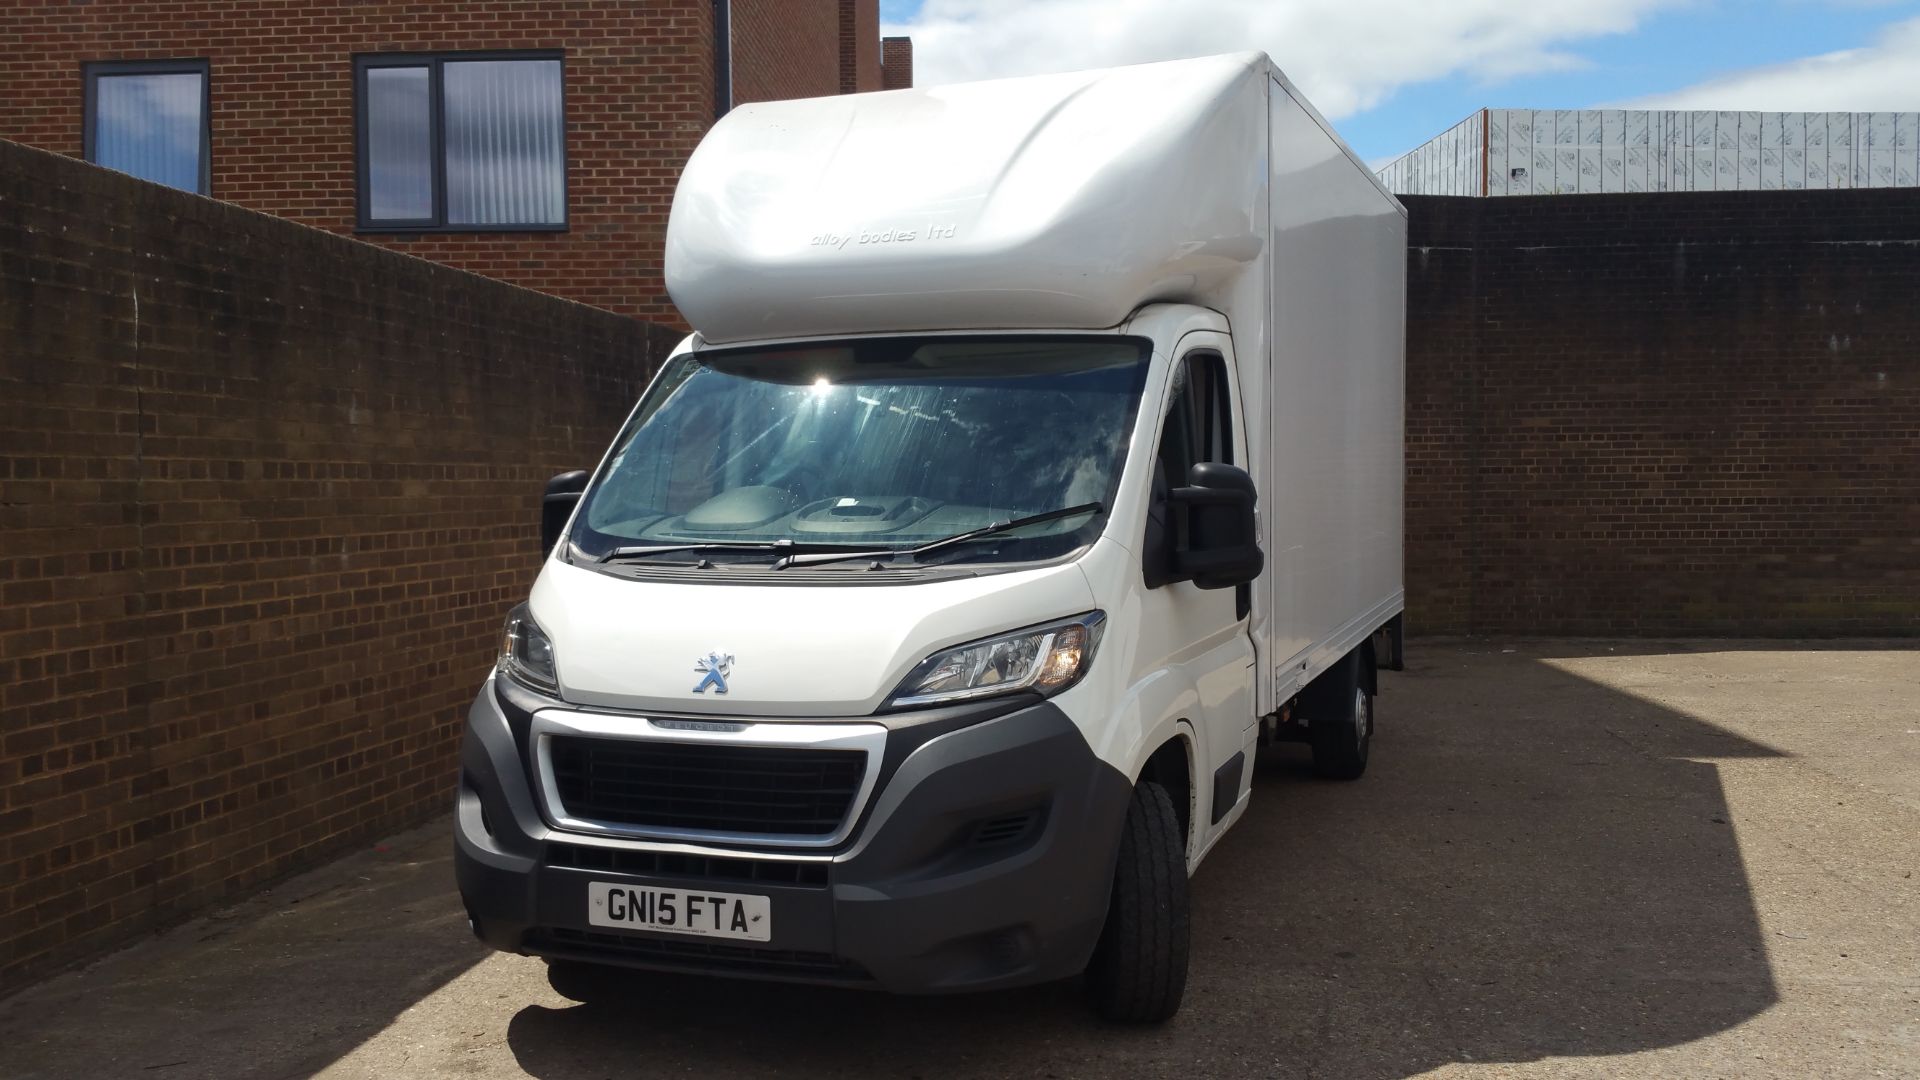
456, 51, 1405, 1023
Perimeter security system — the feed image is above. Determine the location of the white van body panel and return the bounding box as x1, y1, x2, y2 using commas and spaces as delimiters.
530, 556, 1100, 718
666, 53, 1273, 344
1261, 87, 1408, 698
1073, 526, 1248, 869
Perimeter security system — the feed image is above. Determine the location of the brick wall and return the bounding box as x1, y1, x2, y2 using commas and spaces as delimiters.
882, 37, 914, 91
0, 0, 717, 324
0, 140, 678, 993
842, 0, 882, 93
1404, 190, 1920, 636
730, 0, 842, 105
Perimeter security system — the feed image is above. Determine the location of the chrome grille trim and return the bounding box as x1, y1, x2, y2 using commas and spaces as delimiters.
529, 709, 886, 849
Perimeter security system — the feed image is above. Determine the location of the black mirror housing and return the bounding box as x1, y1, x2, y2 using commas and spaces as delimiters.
1170, 462, 1263, 589
541, 470, 590, 557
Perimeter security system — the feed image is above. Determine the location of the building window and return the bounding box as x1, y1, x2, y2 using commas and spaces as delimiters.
355, 52, 567, 232
83, 60, 211, 195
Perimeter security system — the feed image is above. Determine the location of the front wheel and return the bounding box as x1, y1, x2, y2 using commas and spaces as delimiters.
1085, 780, 1190, 1023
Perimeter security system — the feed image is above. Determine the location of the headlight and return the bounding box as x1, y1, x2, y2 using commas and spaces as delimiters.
888, 612, 1105, 708
499, 604, 559, 693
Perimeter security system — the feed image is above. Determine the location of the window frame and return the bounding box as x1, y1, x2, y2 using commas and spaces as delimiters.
82, 58, 213, 196
352, 50, 569, 234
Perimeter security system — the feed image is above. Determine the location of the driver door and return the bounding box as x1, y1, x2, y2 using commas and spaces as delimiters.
1139, 334, 1258, 853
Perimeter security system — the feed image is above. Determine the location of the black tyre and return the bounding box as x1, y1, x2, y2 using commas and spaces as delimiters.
1308, 651, 1372, 780
545, 958, 622, 1004
1086, 780, 1190, 1023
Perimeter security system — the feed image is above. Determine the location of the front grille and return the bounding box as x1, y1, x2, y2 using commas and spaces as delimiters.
548, 736, 866, 837
547, 842, 829, 888
531, 927, 871, 982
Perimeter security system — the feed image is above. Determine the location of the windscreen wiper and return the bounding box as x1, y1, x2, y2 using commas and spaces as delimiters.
598, 540, 794, 565
770, 503, 1104, 570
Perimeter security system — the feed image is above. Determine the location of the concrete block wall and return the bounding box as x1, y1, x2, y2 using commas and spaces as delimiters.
1403, 190, 1920, 635
0, 140, 678, 993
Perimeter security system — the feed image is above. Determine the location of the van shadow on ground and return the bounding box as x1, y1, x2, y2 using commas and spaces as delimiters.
506, 642, 1781, 1079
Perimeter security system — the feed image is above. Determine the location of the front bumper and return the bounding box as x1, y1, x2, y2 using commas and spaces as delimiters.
454, 677, 1133, 993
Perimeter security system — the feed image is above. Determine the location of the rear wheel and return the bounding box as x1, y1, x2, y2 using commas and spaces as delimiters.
1086, 780, 1190, 1023
1308, 652, 1372, 780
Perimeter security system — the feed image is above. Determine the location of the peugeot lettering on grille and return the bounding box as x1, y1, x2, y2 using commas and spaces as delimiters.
692, 652, 733, 694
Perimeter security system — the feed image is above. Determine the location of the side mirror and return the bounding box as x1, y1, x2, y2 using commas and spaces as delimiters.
541, 470, 590, 557
1170, 462, 1263, 589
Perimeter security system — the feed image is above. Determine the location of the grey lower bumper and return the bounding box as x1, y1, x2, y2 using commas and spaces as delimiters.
454, 679, 1133, 993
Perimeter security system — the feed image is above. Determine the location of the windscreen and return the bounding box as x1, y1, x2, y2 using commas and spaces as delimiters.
568, 337, 1152, 569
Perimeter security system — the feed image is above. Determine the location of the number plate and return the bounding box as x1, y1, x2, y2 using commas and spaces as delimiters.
587, 882, 772, 942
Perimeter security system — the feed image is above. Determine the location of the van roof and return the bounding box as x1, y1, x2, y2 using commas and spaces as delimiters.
665, 52, 1284, 344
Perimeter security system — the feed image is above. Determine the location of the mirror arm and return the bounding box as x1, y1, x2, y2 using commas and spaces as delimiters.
1168, 486, 1245, 507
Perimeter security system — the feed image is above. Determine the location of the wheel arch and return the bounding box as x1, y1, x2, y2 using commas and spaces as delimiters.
1135, 727, 1195, 855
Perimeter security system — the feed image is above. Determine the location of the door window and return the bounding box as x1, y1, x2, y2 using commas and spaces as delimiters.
1147, 350, 1237, 588
1158, 351, 1232, 478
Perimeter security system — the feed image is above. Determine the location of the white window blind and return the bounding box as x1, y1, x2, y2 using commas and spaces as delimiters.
444, 60, 566, 226
357, 54, 566, 229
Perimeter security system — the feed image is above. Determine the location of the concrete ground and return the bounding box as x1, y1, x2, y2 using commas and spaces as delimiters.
2, 640, 1916, 1080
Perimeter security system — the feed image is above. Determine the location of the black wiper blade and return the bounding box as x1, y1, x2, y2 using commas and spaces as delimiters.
598, 541, 790, 564
905, 502, 1105, 561
772, 503, 1104, 570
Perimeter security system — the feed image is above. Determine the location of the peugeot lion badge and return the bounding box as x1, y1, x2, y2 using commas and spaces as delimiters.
692, 652, 732, 694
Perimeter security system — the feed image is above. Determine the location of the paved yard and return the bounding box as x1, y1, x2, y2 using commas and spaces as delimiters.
2, 640, 1916, 1079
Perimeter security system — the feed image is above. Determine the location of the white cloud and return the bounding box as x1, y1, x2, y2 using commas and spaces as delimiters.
1623, 15, 1920, 109
882, 0, 1685, 119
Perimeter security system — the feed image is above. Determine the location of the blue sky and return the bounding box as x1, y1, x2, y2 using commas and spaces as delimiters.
878, 1, 1920, 163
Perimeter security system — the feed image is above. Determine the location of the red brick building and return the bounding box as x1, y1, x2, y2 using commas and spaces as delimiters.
0, 1, 911, 324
